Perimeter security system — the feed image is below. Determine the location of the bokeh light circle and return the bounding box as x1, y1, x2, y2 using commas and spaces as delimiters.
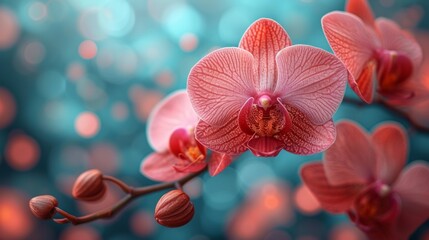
0, 188, 34, 240
75, 112, 100, 138
5, 133, 40, 171
293, 184, 321, 215
0, 8, 20, 49
28, 2, 48, 21
162, 3, 204, 40
79, 40, 98, 59
98, 0, 135, 37
0, 88, 16, 129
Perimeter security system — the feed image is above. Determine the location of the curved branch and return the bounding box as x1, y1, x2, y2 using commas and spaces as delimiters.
51, 167, 207, 225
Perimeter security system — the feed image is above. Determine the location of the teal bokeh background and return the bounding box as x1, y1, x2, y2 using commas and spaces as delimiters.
0, 0, 428, 239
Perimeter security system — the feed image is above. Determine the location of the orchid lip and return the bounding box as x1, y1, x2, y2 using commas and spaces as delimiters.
375, 49, 413, 92
169, 127, 207, 171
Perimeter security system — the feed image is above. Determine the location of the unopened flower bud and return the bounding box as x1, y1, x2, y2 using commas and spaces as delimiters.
29, 195, 58, 219
154, 190, 194, 228
72, 169, 106, 201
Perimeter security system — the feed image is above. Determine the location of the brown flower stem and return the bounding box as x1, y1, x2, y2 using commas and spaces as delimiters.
51, 167, 207, 225
342, 96, 429, 133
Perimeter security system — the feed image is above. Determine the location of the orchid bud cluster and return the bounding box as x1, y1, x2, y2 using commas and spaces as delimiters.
29, 168, 201, 227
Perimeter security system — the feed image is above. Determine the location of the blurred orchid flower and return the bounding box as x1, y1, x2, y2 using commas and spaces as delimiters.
141, 90, 234, 181
322, 0, 423, 103
187, 18, 347, 157
301, 121, 429, 240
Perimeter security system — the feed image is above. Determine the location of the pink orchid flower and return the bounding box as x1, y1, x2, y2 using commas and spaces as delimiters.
187, 18, 347, 157
322, 0, 423, 103
301, 121, 429, 240
141, 90, 234, 181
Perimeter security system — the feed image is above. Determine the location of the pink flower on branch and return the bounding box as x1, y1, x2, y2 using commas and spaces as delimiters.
322, 0, 423, 103
301, 121, 429, 240
141, 90, 234, 180
187, 18, 347, 157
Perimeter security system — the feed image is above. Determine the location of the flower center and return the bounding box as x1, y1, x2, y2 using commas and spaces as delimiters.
351, 182, 400, 229
376, 50, 413, 92
169, 127, 206, 172
240, 95, 290, 137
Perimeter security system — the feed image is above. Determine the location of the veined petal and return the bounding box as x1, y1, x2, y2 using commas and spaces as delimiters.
140, 152, 190, 182
247, 136, 284, 157
372, 123, 407, 185
195, 116, 251, 154
187, 47, 256, 126
275, 45, 347, 125
239, 18, 292, 92
280, 106, 336, 155
208, 152, 234, 176
346, 0, 375, 28
147, 90, 199, 152
301, 162, 363, 213
322, 12, 380, 103
324, 121, 376, 185
394, 162, 429, 239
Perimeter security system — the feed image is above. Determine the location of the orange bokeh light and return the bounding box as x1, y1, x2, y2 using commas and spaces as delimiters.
79, 40, 97, 59
5, 133, 40, 171
0, 189, 33, 240
75, 112, 100, 138
294, 184, 321, 215
180, 33, 199, 52
0, 8, 20, 49
0, 88, 16, 129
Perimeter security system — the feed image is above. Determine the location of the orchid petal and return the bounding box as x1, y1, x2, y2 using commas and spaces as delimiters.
187, 48, 256, 126
301, 162, 363, 213
247, 137, 284, 157
372, 123, 407, 185
140, 152, 189, 182
195, 116, 250, 154
208, 152, 234, 176
409, 98, 429, 129
376, 18, 423, 71
322, 12, 380, 103
275, 45, 347, 124
147, 90, 199, 152
394, 162, 429, 239
239, 18, 292, 92
280, 106, 336, 155
324, 121, 376, 185
346, 0, 375, 28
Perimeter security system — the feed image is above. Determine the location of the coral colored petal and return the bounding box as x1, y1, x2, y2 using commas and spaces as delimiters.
324, 121, 376, 185
147, 90, 199, 152
141, 152, 190, 182
247, 137, 284, 157
408, 98, 429, 130
195, 117, 251, 154
208, 152, 234, 176
346, 0, 375, 28
301, 162, 363, 213
173, 158, 207, 173
372, 123, 407, 185
239, 18, 292, 92
280, 106, 336, 155
355, 59, 376, 103
187, 47, 256, 126
394, 162, 429, 239
376, 18, 423, 71
322, 12, 379, 103
275, 45, 347, 124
